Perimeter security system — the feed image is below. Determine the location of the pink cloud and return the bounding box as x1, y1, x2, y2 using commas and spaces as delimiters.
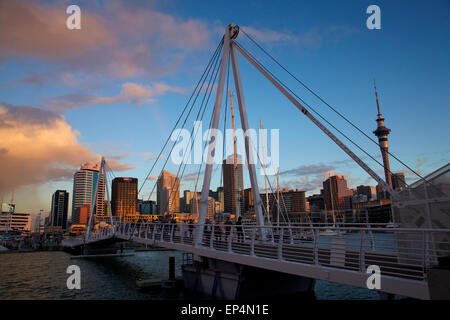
0, 1, 211, 79
0, 102, 134, 193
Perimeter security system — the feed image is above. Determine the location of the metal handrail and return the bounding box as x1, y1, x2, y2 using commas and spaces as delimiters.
87, 221, 450, 282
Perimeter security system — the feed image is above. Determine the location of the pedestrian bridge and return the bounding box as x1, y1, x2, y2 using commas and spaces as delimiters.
62, 222, 450, 300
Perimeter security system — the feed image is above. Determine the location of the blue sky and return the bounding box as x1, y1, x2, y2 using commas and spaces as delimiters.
0, 0, 449, 216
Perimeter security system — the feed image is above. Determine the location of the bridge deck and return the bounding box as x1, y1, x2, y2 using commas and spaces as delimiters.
65, 223, 450, 300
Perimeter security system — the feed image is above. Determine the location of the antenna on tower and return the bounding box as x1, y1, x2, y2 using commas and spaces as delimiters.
374, 79, 381, 116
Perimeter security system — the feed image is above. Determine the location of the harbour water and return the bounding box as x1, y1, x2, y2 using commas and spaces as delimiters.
0, 250, 389, 300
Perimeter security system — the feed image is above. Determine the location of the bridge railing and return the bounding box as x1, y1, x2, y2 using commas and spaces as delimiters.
89, 222, 450, 281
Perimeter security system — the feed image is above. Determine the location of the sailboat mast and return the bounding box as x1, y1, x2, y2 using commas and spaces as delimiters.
260, 119, 270, 222
229, 91, 240, 219
277, 167, 280, 227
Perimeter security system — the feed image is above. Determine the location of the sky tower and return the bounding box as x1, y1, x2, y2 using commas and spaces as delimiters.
373, 81, 393, 189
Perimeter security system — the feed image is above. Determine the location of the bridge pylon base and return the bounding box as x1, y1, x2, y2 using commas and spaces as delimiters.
182, 256, 315, 299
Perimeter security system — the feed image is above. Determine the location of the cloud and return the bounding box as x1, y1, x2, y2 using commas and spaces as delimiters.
416, 157, 427, 168
92, 82, 184, 105
0, 102, 133, 193
137, 153, 166, 162
0, 1, 210, 79
239, 24, 358, 49
240, 26, 297, 44
44, 82, 184, 111
280, 163, 337, 177
183, 168, 219, 181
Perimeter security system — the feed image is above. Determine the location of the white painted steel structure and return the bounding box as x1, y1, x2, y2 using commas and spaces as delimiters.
63, 222, 450, 300
65, 25, 450, 301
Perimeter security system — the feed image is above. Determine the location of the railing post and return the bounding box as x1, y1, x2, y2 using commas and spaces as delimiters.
251, 228, 256, 256
210, 224, 214, 248
423, 230, 430, 270
278, 227, 284, 260
170, 224, 174, 242
289, 225, 294, 245
228, 226, 234, 253
360, 230, 366, 272
313, 229, 319, 265
152, 224, 156, 243
181, 223, 184, 244
138, 223, 142, 238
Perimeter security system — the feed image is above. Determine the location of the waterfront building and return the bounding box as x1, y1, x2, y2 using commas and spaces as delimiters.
223, 155, 244, 215
307, 193, 325, 212
182, 190, 197, 213
356, 185, 375, 201
50, 190, 69, 230
157, 170, 180, 215
262, 189, 307, 216
72, 204, 91, 225
190, 195, 215, 220
0, 212, 31, 232
72, 162, 105, 220
243, 188, 253, 213
392, 172, 406, 191
112, 177, 138, 219
138, 199, 157, 215
322, 175, 353, 211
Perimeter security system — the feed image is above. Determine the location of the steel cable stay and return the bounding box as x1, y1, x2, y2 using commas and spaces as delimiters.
142, 39, 224, 204
224, 89, 289, 226
158, 43, 224, 217
137, 37, 224, 198
239, 28, 442, 195
233, 40, 405, 199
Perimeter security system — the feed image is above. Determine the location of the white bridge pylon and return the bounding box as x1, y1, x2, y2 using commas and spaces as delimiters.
85, 156, 114, 240
195, 24, 400, 245
196, 24, 266, 245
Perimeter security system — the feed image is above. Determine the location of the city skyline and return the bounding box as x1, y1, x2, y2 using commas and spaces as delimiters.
0, 0, 449, 218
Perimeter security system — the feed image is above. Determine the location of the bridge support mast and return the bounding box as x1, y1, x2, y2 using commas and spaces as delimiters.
195, 25, 232, 245
196, 24, 266, 245
86, 156, 105, 239
230, 44, 265, 229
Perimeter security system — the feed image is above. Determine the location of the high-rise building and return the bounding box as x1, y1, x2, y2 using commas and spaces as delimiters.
50, 190, 69, 230
391, 172, 406, 191
373, 82, 393, 188
138, 199, 157, 215
322, 175, 353, 211
112, 177, 138, 218
0, 212, 31, 232
72, 204, 91, 225
307, 193, 325, 212
222, 155, 244, 214
157, 170, 180, 215
72, 162, 105, 220
243, 188, 254, 213
356, 185, 375, 201
260, 189, 307, 218
289, 190, 307, 213
182, 190, 197, 213
190, 195, 215, 220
